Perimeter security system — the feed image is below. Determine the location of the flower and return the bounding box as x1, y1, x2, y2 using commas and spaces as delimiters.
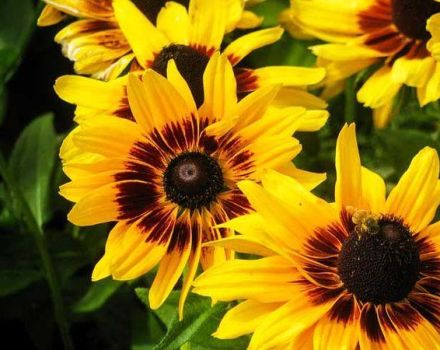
193, 123, 440, 349
285, 0, 440, 128
59, 53, 326, 317
37, 0, 262, 80
51, 0, 328, 126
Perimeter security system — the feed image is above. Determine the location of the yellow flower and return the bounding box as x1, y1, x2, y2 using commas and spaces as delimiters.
194, 123, 440, 349
37, 0, 262, 80
286, 0, 440, 128
49, 0, 328, 123
59, 53, 326, 318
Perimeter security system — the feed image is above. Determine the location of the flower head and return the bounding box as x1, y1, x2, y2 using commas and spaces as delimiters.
59, 53, 325, 318
286, 0, 440, 127
38, 0, 262, 80
194, 123, 440, 349
51, 0, 328, 127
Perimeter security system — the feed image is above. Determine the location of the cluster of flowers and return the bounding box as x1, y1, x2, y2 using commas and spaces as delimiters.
39, 0, 440, 349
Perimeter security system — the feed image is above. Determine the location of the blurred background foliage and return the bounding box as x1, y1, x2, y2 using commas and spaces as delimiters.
0, 0, 439, 349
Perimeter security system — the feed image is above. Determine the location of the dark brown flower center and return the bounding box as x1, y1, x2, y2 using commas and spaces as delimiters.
338, 217, 420, 304
392, 0, 440, 40
151, 44, 210, 107
132, 0, 190, 24
163, 152, 224, 210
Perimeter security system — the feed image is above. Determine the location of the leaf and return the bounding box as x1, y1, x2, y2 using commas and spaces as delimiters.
135, 288, 179, 329
0, 0, 35, 82
153, 301, 227, 350
9, 114, 57, 227
0, 268, 42, 297
135, 288, 249, 350
252, 0, 289, 28
371, 129, 440, 180
132, 307, 166, 350
0, 83, 6, 125
73, 278, 123, 313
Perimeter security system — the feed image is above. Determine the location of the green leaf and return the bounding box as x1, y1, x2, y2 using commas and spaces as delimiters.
153, 301, 227, 350
135, 288, 249, 349
9, 114, 57, 227
135, 288, 179, 329
0, 83, 6, 125
252, 0, 289, 28
0, 232, 41, 297
0, 268, 42, 297
73, 278, 123, 313
0, 0, 35, 82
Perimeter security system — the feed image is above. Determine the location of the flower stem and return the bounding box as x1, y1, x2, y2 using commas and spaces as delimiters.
344, 76, 356, 123
0, 153, 74, 350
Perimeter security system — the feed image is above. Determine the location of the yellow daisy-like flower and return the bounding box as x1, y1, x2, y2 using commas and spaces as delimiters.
37, 0, 262, 80
51, 0, 328, 123
59, 53, 325, 317
286, 0, 440, 128
194, 123, 440, 349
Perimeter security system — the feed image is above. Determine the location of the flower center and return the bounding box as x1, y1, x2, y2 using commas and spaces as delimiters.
338, 217, 420, 304
392, 0, 440, 40
163, 152, 224, 210
132, 0, 190, 24
151, 44, 210, 107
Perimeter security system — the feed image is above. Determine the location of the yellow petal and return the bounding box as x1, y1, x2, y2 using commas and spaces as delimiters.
54, 75, 127, 110
248, 136, 302, 177
37, 4, 66, 26
128, 70, 193, 132
188, 0, 227, 51
235, 10, 263, 30
203, 235, 276, 257
200, 53, 237, 121
252, 66, 326, 87
385, 147, 440, 232
113, 0, 168, 67
275, 163, 326, 191
272, 87, 328, 109
179, 213, 202, 319
166, 59, 197, 113
235, 84, 281, 130
67, 182, 120, 226
72, 116, 141, 158
291, 0, 365, 42
249, 295, 335, 350
59, 171, 115, 202
361, 167, 386, 214
110, 217, 173, 280
43, 0, 114, 19
357, 66, 402, 108
214, 300, 283, 339
149, 239, 191, 309
417, 62, 440, 106
224, 27, 283, 65
392, 56, 434, 87
193, 256, 299, 303
92, 221, 129, 281
335, 123, 363, 210
373, 99, 396, 129
428, 14, 440, 61
313, 294, 359, 350
157, 2, 190, 44
296, 110, 329, 132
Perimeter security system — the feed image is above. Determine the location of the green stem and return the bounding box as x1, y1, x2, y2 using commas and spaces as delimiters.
0, 154, 74, 350
344, 77, 356, 123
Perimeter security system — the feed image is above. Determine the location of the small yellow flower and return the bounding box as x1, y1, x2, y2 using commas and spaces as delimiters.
285, 0, 440, 128
37, 0, 262, 80
59, 53, 326, 318
194, 123, 440, 349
